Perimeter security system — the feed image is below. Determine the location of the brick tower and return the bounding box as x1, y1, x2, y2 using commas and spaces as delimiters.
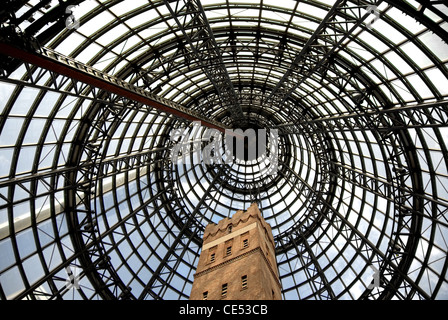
189, 203, 282, 300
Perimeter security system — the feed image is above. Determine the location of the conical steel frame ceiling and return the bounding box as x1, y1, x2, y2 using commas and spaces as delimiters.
0, 0, 448, 300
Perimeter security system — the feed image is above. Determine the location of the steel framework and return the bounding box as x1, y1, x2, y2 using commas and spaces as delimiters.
0, 0, 448, 300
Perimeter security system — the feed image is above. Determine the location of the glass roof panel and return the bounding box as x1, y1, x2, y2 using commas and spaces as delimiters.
96, 24, 130, 46
357, 31, 390, 53
1, 0, 448, 301
77, 10, 115, 37
109, 0, 148, 15
424, 68, 448, 96
418, 31, 448, 61
296, 2, 328, 19
399, 41, 434, 69
385, 6, 426, 35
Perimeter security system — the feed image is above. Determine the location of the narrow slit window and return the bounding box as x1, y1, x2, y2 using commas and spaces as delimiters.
203, 291, 208, 300
221, 283, 228, 297
210, 252, 215, 263
226, 246, 232, 256
242, 238, 249, 249
242, 275, 248, 290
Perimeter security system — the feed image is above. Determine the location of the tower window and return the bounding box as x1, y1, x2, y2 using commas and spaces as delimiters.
221, 283, 228, 297
226, 246, 232, 256
210, 253, 215, 263
242, 238, 249, 249
203, 291, 208, 300
242, 275, 248, 290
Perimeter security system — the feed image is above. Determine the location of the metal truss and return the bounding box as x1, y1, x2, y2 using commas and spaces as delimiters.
0, 148, 166, 212
141, 162, 226, 299
63, 73, 175, 300
0, 39, 228, 132
0, 20, 231, 300
274, 86, 443, 299
273, 120, 339, 300
276, 228, 336, 300
0, 33, 185, 298
264, 0, 382, 109
2, 0, 448, 301
3, 135, 170, 299
163, 0, 244, 127
276, 163, 431, 299
274, 121, 338, 239
384, 0, 448, 44
277, 100, 448, 134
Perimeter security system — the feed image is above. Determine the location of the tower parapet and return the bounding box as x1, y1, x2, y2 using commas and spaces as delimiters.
189, 203, 281, 300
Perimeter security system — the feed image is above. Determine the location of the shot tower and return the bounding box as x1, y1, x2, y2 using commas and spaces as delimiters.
189, 203, 281, 300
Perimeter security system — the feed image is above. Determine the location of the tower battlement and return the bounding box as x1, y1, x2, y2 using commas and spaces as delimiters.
189, 203, 281, 300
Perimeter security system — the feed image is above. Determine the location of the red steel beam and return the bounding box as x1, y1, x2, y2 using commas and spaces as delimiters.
0, 42, 229, 133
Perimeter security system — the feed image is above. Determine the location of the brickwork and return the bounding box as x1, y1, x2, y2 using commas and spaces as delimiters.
189, 203, 282, 300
